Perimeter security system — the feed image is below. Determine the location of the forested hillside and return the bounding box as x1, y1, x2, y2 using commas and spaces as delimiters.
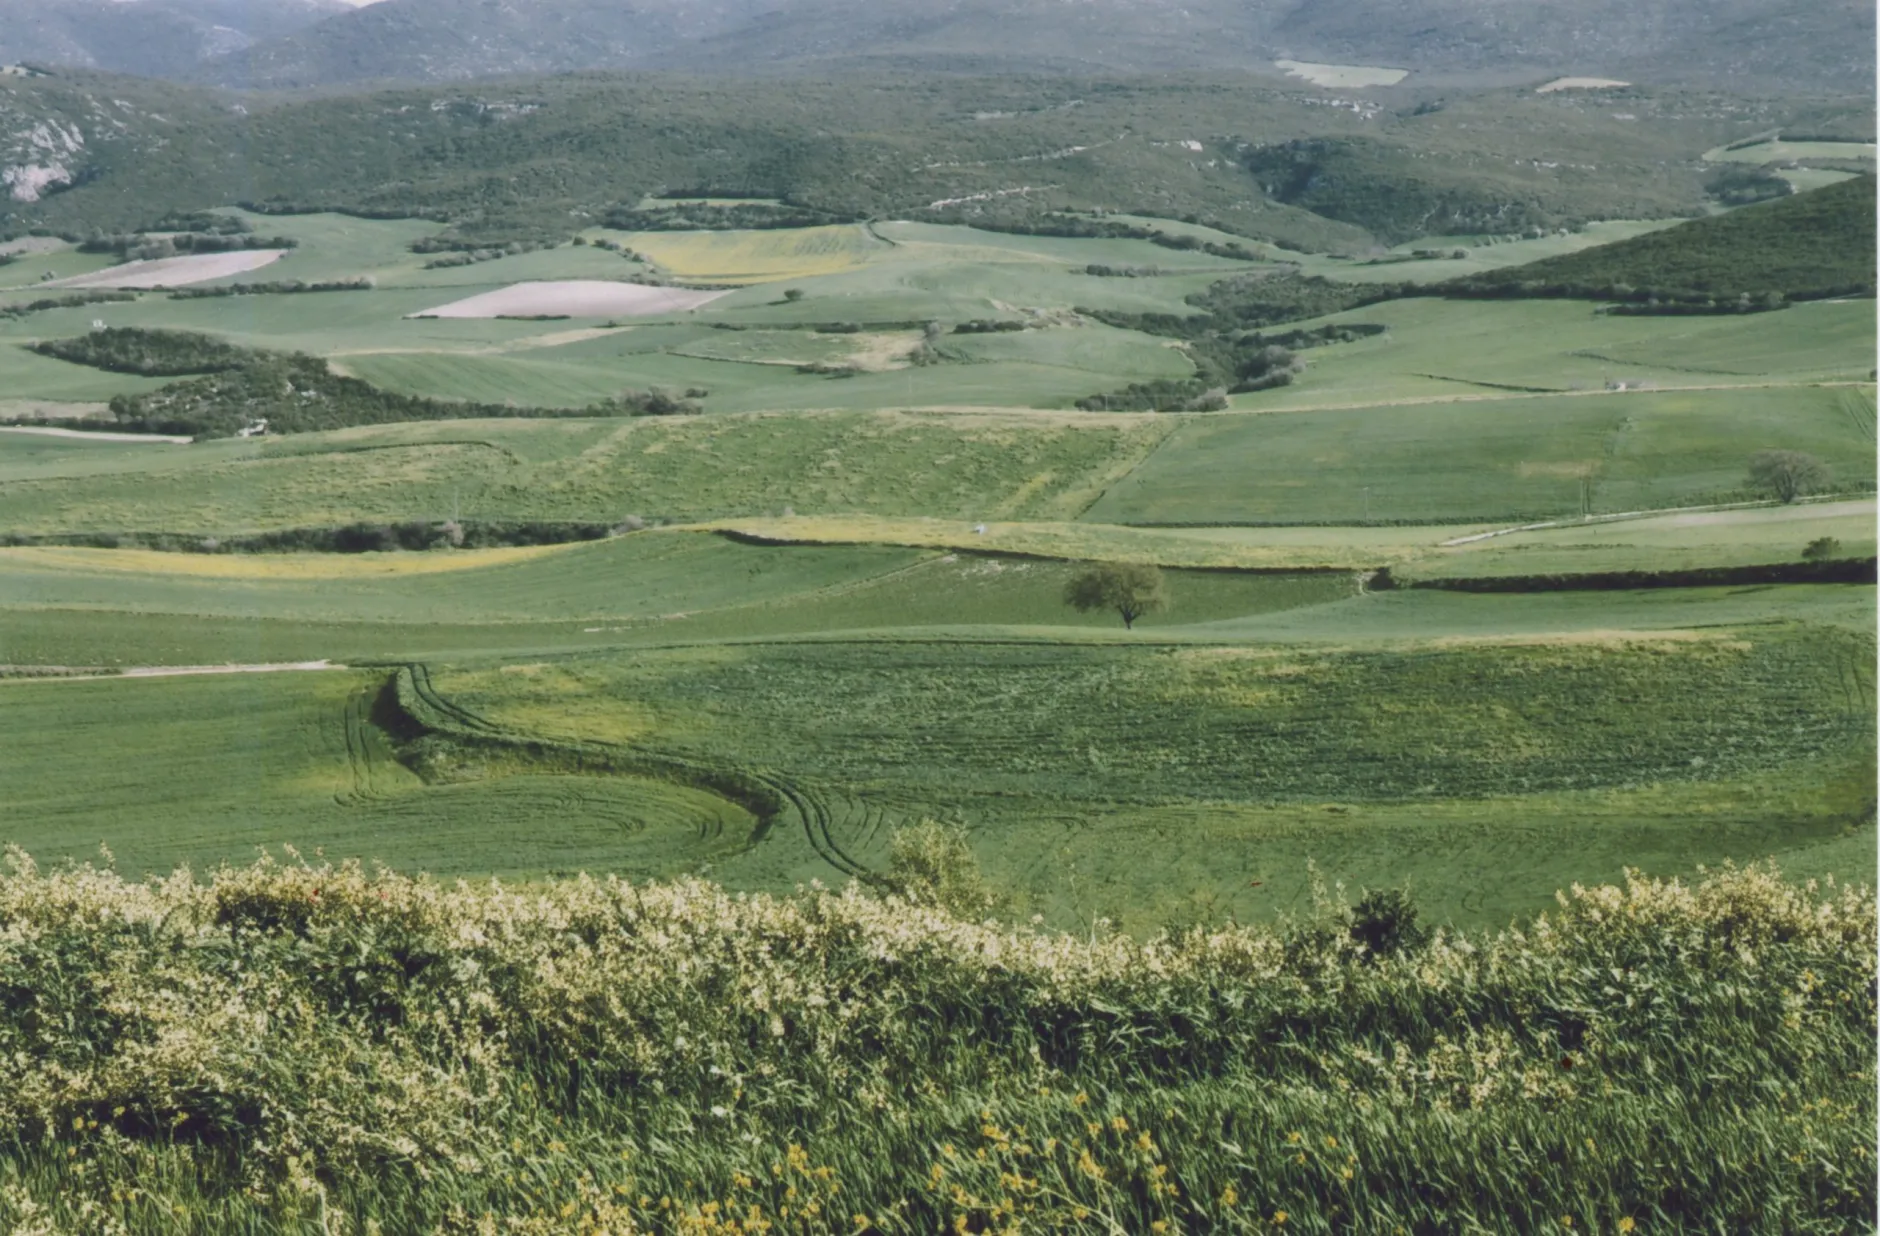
1447, 175, 1878, 302
4, 67, 1839, 251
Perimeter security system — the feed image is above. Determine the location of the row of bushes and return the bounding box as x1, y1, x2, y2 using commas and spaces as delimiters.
167, 278, 375, 300
0, 520, 644, 554
0, 289, 136, 320
76, 231, 298, 261
0, 850, 1868, 1232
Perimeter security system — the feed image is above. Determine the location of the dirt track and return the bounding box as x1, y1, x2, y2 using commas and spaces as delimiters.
2, 661, 347, 685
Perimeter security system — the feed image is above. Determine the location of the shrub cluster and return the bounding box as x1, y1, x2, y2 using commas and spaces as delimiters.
602, 200, 861, 231
37, 329, 699, 437
0, 853, 1869, 1232
31, 327, 258, 376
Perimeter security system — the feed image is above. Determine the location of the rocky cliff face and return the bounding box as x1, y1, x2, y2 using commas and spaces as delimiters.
2, 115, 85, 202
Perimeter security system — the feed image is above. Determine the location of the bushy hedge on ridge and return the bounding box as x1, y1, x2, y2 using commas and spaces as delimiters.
0, 848, 1869, 1233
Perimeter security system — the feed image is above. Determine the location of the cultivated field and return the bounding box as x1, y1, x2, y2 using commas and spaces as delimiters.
1274, 60, 1409, 87
1086, 386, 1876, 525
413, 280, 730, 318
1536, 77, 1631, 93
51, 249, 289, 288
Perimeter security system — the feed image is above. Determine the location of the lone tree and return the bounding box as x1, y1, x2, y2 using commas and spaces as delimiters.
1749, 450, 1831, 504
1064, 562, 1168, 629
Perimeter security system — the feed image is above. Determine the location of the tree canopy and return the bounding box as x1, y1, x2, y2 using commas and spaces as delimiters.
1063, 563, 1169, 629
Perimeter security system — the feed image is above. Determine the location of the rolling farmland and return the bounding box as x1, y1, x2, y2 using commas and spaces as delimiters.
0, 186, 1873, 935
0, 63, 1873, 1236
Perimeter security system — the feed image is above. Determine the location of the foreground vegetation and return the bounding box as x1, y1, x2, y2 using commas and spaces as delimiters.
0, 851, 1870, 1234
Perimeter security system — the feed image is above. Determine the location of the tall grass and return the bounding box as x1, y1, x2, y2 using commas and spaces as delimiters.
0, 849, 1871, 1233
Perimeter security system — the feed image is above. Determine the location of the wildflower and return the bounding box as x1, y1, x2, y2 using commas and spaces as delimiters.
1617, 1221, 1636, 1234
1221, 1184, 1238, 1207
1273, 1211, 1288, 1225
1323, 1136, 1337, 1149
1136, 1132, 1154, 1152
1072, 1092, 1089, 1107
1111, 1116, 1129, 1132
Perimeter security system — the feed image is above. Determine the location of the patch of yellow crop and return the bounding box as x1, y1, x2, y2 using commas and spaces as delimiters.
0, 543, 584, 580
624, 225, 883, 283
692, 514, 1396, 570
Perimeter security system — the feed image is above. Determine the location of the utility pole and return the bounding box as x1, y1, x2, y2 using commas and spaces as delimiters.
1361, 486, 1371, 522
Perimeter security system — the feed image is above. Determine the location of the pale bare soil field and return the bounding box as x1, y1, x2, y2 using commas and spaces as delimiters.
412, 280, 731, 318
50, 249, 289, 289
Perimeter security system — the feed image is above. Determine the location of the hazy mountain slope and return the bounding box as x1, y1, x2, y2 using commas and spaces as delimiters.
200, 0, 774, 88
192, 0, 1877, 93
0, 68, 248, 211
1276, 0, 1875, 95
0, 0, 348, 80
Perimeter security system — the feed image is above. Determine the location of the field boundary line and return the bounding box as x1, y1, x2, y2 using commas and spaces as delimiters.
1, 660, 347, 683
1230, 379, 1874, 418
0, 426, 194, 444
1439, 493, 1878, 546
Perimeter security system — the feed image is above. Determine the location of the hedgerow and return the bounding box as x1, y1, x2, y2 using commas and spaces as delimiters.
0, 853, 1870, 1233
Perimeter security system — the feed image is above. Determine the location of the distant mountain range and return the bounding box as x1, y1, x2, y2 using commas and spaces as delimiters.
0, 0, 351, 80
1, 0, 1872, 96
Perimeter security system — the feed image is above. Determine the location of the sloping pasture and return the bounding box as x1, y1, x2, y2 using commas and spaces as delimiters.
1088, 386, 1877, 525
423, 624, 1875, 927
0, 669, 756, 880
0, 411, 1174, 534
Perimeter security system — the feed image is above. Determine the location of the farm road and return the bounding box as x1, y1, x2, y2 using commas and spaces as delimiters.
5, 661, 347, 684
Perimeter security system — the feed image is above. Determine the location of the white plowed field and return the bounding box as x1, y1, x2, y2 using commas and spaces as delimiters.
413, 281, 730, 319
1536, 77, 1631, 93
53, 249, 289, 289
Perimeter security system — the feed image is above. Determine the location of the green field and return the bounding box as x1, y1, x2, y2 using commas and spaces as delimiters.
6, 613, 1865, 933
1089, 386, 1876, 525
1415, 499, 1878, 580
0, 669, 756, 880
